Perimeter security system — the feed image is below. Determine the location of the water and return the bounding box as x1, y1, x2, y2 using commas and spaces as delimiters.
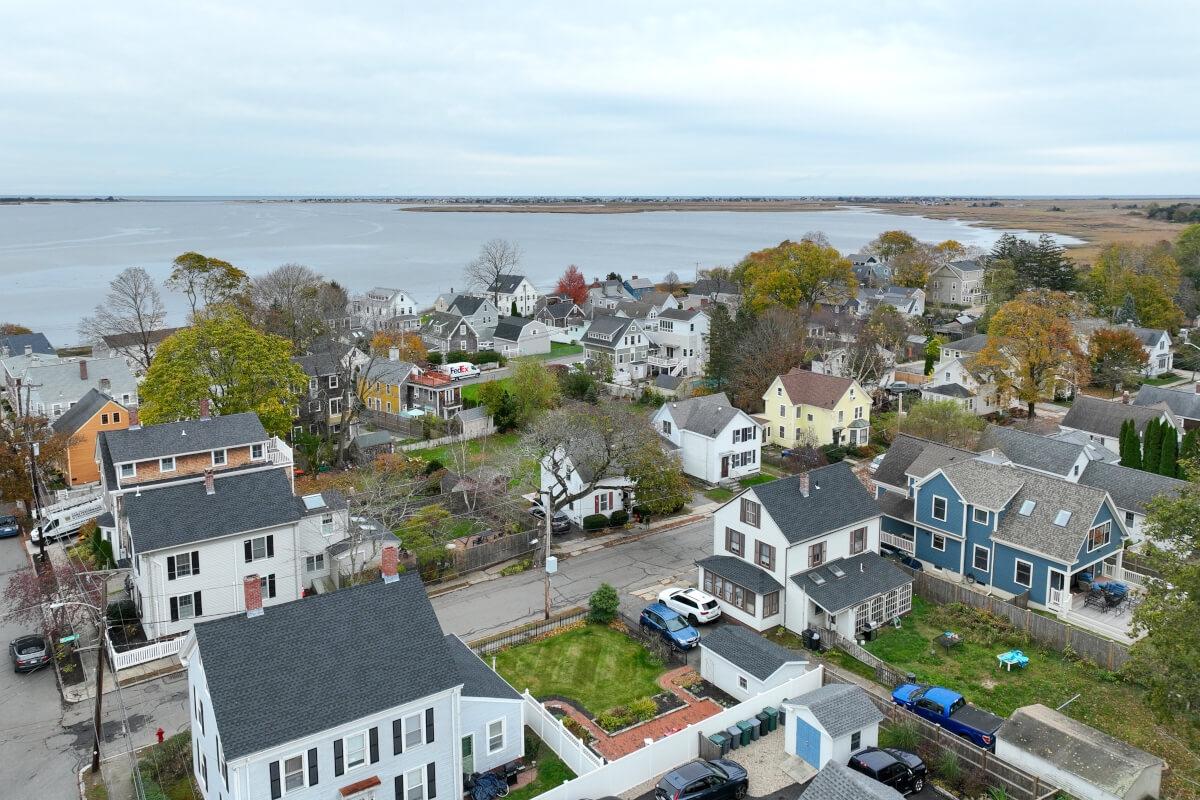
0, 201, 1080, 345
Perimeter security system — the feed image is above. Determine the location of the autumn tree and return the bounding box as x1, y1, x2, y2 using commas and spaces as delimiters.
728, 309, 809, 409
139, 306, 306, 436
1085, 242, 1184, 332
371, 331, 427, 363
555, 264, 589, 305
0, 323, 32, 335
464, 239, 521, 307
866, 230, 918, 261
892, 246, 935, 289
0, 412, 73, 514
624, 439, 690, 515
507, 358, 561, 427
164, 252, 249, 316
973, 291, 1087, 417
1176, 223, 1200, 288
78, 267, 167, 372
732, 240, 856, 313
1088, 328, 1149, 394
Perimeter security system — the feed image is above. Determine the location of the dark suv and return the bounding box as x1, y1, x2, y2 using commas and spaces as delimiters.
847, 747, 926, 795
655, 759, 748, 800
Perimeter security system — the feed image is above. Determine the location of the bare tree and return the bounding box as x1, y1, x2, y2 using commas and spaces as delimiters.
730, 309, 810, 409
164, 252, 249, 317
78, 267, 168, 372
663, 271, 682, 294
250, 263, 327, 352
339, 462, 431, 584
464, 239, 521, 307
801, 231, 831, 247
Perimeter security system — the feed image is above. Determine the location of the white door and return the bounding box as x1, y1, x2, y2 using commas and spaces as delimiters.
1048, 569, 1067, 611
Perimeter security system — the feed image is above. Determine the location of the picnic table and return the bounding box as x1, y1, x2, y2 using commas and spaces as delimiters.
937, 631, 963, 650
997, 649, 1029, 671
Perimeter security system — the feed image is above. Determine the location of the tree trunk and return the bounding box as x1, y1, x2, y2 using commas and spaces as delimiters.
1027, 400, 1036, 418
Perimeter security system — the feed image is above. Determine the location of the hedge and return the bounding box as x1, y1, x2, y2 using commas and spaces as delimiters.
610, 509, 629, 526
583, 513, 609, 530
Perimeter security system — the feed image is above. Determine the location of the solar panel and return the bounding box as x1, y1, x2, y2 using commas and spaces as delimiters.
1019, 499, 1036, 516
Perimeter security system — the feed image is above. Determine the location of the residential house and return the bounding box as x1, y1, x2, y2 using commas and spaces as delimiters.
937, 333, 989, 363
581, 316, 649, 384
810, 344, 895, 388
535, 300, 587, 330
483, 274, 541, 316
761, 369, 870, 448
977, 425, 1103, 481
491, 316, 551, 357
91, 327, 183, 372
927, 259, 986, 306
421, 313, 482, 355
920, 357, 1002, 416
587, 279, 636, 309
293, 348, 357, 439
184, 559, 524, 800
50, 388, 129, 487
861, 285, 925, 317
784, 683, 884, 773
699, 626, 809, 701
848, 253, 893, 287
623, 275, 656, 298
0, 331, 54, 357
1133, 384, 1200, 430
3, 355, 139, 420
1074, 319, 1174, 378
1060, 394, 1178, 455
359, 358, 463, 420
647, 308, 708, 378
684, 277, 742, 311
933, 313, 979, 342
798, 762, 905, 800
446, 296, 500, 343
539, 445, 635, 526
350, 288, 420, 332
697, 462, 911, 639
651, 393, 761, 484
1078, 460, 1187, 546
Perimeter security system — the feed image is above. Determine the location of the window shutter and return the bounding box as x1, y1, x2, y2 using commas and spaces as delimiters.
369, 726, 379, 763
334, 739, 344, 776
609, 491, 614, 510
268, 574, 277, 598
427, 762, 437, 799
266, 535, 275, 558
192, 551, 200, 574
594, 495, 599, 513
425, 708, 434, 743
244, 540, 252, 563
393, 719, 403, 754
395, 774, 404, 800
193, 591, 203, 617
167, 556, 176, 581
307, 747, 318, 785
170, 597, 179, 622
269, 761, 281, 800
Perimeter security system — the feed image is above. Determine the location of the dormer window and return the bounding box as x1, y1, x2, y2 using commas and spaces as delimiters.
251, 443, 264, 460
120, 463, 136, 479
212, 449, 227, 467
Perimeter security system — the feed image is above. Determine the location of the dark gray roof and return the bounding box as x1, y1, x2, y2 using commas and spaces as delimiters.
978, 424, 1083, 476
352, 430, 393, 449
454, 406, 490, 423
800, 761, 904, 800
657, 307, 703, 321
96, 512, 114, 528
875, 491, 914, 522
1079, 460, 1188, 516
125, 469, 302, 553
752, 462, 880, 545
940, 460, 1027, 510
654, 373, 684, 390
103, 412, 268, 464
792, 551, 912, 614
991, 470, 1110, 563
487, 274, 527, 294
664, 392, 745, 437
98, 432, 117, 488
194, 573, 460, 760
293, 350, 345, 377
370, 359, 416, 386
492, 316, 534, 341
1062, 395, 1167, 439
51, 388, 121, 434
873, 435, 958, 488
1123, 325, 1169, 348
791, 682, 884, 739
444, 635, 521, 700
0, 332, 54, 356
421, 311, 474, 336
582, 315, 633, 341
1134, 384, 1200, 419
947, 333, 989, 353
100, 327, 182, 348
541, 300, 579, 319
923, 383, 974, 399
700, 626, 806, 681
695, 555, 783, 595
448, 295, 488, 316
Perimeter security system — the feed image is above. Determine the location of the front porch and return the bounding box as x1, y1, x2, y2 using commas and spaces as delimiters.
1055, 554, 1150, 644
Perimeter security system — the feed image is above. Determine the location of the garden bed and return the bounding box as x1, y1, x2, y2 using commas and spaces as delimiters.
677, 678, 738, 708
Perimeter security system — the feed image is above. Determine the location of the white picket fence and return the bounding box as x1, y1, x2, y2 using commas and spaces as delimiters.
522, 693, 605, 776
107, 633, 187, 671
880, 531, 915, 554
528, 668, 825, 800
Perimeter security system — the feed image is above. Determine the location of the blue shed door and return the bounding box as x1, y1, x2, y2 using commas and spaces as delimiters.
794, 718, 821, 767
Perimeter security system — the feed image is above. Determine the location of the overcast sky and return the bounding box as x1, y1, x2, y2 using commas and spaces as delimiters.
2, 1, 1197, 196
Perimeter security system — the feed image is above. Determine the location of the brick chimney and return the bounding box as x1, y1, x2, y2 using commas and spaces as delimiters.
128, 408, 141, 430
199, 397, 210, 420
381, 545, 399, 584
244, 574, 263, 617
797, 471, 810, 498
204, 469, 215, 495
79, 360, 88, 380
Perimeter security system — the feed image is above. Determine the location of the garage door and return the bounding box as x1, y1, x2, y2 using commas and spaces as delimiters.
793, 718, 821, 768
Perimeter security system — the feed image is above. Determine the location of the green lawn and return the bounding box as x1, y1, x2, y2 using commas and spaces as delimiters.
739, 474, 777, 488
705, 474, 775, 504
493, 624, 666, 715
508, 737, 576, 800
704, 487, 735, 503
541, 341, 584, 359
461, 377, 514, 405
409, 431, 521, 465
1141, 371, 1183, 387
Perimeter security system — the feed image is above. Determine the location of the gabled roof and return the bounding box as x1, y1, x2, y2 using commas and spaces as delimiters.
792, 551, 912, 614
540, 300, 581, 319
662, 392, 748, 437
657, 307, 703, 322
103, 412, 267, 464
689, 278, 740, 296
978, 425, 1084, 476
903, 440, 975, 482
100, 327, 183, 348
292, 349, 347, 378
700, 626, 806, 681
800, 761, 904, 800
487, 274, 528, 294
1079, 460, 1188, 516
369, 359, 416, 387
939, 460, 1026, 511
444, 635, 521, 699
1062, 395, 1168, 439
19, 356, 138, 407
774, 368, 856, 409
872, 434, 974, 489
582, 315, 634, 341
791, 682, 884, 739
194, 573, 464, 760
945, 333, 989, 354
615, 300, 654, 319
51, 388, 123, 435
751, 462, 879, 545
991, 470, 1111, 563
1134, 384, 1200, 420
448, 295, 488, 316
922, 383, 975, 399
492, 316, 536, 341
0, 332, 55, 356
695, 555, 783, 595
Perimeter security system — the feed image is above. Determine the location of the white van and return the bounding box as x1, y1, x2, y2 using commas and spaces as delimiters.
31, 496, 106, 544
438, 362, 480, 381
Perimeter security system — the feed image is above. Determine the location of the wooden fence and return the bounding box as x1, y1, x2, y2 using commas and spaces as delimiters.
469, 607, 588, 655
821, 628, 910, 688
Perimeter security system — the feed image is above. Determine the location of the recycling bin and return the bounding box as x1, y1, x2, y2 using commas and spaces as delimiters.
738, 719, 757, 744
708, 732, 730, 756
763, 706, 779, 732
756, 712, 770, 736
726, 725, 743, 750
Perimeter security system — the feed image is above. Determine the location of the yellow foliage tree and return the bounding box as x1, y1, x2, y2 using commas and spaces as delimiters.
370, 330, 428, 363
732, 240, 856, 313
1086, 242, 1184, 332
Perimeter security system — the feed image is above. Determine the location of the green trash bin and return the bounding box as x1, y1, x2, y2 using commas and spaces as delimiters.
709, 732, 730, 756
763, 706, 779, 732
756, 712, 770, 736
737, 719, 756, 745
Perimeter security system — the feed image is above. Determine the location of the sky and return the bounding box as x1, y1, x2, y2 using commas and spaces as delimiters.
1, 1, 1198, 197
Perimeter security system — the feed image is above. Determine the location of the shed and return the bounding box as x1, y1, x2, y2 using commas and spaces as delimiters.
784, 683, 883, 771
996, 703, 1163, 800
798, 760, 904, 799
699, 626, 809, 700
454, 405, 496, 438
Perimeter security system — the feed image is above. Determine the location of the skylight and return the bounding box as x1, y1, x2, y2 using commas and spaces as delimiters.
302, 493, 326, 511
829, 565, 845, 578
1054, 510, 1072, 527
1019, 500, 1036, 516
810, 574, 826, 585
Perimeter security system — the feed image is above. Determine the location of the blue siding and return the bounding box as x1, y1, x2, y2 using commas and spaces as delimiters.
963, 506, 994, 584
1071, 501, 1124, 570
991, 544, 1070, 605
914, 473, 963, 535
914, 526, 962, 571
882, 515, 915, 536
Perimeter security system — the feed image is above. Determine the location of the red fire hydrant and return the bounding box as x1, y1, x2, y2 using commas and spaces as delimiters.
156, 727, 165, 744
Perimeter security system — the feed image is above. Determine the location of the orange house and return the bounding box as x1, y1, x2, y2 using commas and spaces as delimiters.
51, 388, 130, 486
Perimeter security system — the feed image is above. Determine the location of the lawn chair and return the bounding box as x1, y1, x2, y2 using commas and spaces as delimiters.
1083, 587, 1108, 612
996, 649, 1030, 672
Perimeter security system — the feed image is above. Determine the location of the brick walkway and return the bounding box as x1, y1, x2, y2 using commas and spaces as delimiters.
544, 666, 721, 760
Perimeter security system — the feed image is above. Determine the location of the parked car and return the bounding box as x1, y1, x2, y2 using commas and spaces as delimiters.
529, 505, 571, 533
868, 454, 886, 474
10, 634, 50, 673
892, 684, 1003, 750
640, 602, 700, 650
847, 747, 926, 795
0, 514, 20, 539
654, 759, 748, 800
657, 587, 722, 625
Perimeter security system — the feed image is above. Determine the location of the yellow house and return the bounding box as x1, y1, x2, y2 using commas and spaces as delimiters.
49, 388, 130, 486
760, 368, 870, 447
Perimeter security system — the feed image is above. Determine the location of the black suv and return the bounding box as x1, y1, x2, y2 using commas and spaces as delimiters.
847, 747, 926, 795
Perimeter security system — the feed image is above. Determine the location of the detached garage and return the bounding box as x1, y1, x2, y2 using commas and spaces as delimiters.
784, 683, 883, 774
699, 625, 810, 701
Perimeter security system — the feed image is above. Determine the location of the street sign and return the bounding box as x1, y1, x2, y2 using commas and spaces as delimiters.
58, 634, 79, 644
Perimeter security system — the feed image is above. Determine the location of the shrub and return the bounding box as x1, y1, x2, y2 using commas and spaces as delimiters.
987, 788, 1011, 800
423, 458, 444, 475
880, 721, 920, 751
610, 509, 629, 526
471, 351, 505, 366
629, 697, 658, 721
426, 351, 443, 365
597, 705, 635, 731
583, 513, 609, 530
499, 559, 532, 576
140, 731, 192, 787
562, 716, 593, 743
141, 780, 169, 800
588, 583, 620, 624
821, 445, 847, 462
445, 350, 471, 363
934, 750, 962, 787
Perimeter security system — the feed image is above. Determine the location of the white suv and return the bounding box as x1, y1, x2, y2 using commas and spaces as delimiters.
657, 587, 722, 625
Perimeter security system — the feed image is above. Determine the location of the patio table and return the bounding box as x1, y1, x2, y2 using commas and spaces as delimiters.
937, 631, 963, 650
997, 649, 1029, 671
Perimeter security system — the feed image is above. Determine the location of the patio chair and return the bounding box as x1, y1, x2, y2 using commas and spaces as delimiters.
1083, 587, 1107, 611
996, 649, 1029, 671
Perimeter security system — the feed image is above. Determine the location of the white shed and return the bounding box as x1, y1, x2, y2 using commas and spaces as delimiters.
800, 761, 905, 800
783, 683, 883, 771
997, 704, 1164, 800
699, 626, 809, 701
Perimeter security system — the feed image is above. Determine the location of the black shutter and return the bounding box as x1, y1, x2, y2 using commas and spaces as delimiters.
170, 597, 179, 622
244, 540, 252, 563
192, 550, 200, 574
334, 739, 344, 776
425, 708, 434, 744
167, 556, 177, 581
427, 762, 437, 799
393, 719, 403, 755
268, 574, 277, 599
395, 774, 404, 800
307, 747, 318, 786
269, 761, 281, 799
369, 726, 379, 763
193, 591, 203, 617
266, 535, 275, 557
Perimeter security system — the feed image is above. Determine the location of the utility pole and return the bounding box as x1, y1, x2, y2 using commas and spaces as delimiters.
542, 488, 554, 620
91, 576, 109, 774
14, 379, 49, 561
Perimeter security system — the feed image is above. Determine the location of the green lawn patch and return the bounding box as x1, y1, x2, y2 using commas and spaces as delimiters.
1141, 372, 1183, 387
508, 733, 576, 800
541, 342, 584, 359
704, 487, 735, 503
409, 431, 521, 465
739, 474, 776, 488
494, 624, 666, 715
461, 377, 514, 405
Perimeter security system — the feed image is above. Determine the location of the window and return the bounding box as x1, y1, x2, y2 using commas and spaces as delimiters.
329, 397, 342, 416
755, 541, 775, 570
172, 551, 197, 579
244, 534, 273, 562
850, 527, 867, 555
598, 492, 612, 512
739, 498, 760, 527
201, 753, 208, 790
305, 554, 325, 572
662, 420, 672, 435
343, 731, 367, 770
776, 387, 782, 396
160, 456, 176, 472
738, 675, 748, 690
1014, 559, 1033, 588
101, 413, 109, 424
854, 405, 863, 420
170, 591, 201, 621
702, 570, 756, 615
120, 463, 135, 479
973, 546, 990, 572
283, 753, 306, 793
724, 527, 745, 556
251, 443, 264, 460
404, 766, 426, 800
308, 377, 319, 396
763, 591, 780, 617
972, 507, 988, 525
808, 541, 826, 568
1088, 521, 1111, 551
212, 449, 227, 466
932, 533, 946, 552
328, 375, 339, 390
322, 514, 335, 535
487, 719, 505, 753
850, 731, 861, 751
932, 495, 948, 522
1125, 510, 1135, 527
113, 412, 121, 423
260, 574, 277, 599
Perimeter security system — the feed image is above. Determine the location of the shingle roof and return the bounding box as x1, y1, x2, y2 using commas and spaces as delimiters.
978, 425, 1083, 476
1134, 384, 1200, 420
487, 274, 527, 294
448, 295, 488, 316
991, 470, 1110, 563
939, 460, 1026, 511
125, 469, 302, 553
904, 441, 974, 481
792, 552, 913, 614
103, 412, 268, 464
695, 555, 783, 595
701, 626, 806, 681
775, 368, 856, 409
541, 301, 579, 320
19, 356, 138, 410
370, 359, 416, 387
923, 383, 975, 399
752, 462, 879, 544
493, 316, 534, 341
194, 573, 461, 760
51, 388, 121, 435
792, 682, 885, 739
615, 300, 654, 319
657, 307, 703, 321
100, 327, 182, 349
875, 491, 914, 522
1079, 460, 1188, 516
1062, 395, 1167, 439
998, 704, 1163, 798
664, 393, 746, 437
444, 635, 521, 699
654, 373, 684, 390
947, 333, 989, 353
800, 761, 905, 800
293, 350, 345, 377
0, 332, 55, 356
582, 315, 633, 340
873, 435, 956, 488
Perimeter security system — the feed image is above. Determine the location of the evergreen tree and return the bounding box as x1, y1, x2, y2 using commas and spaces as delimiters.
1118, 419, 1132, 465
1122, 420, 1143, 470
1181, 429, 1200, 472
1114, 292, 1140, 326
1033, 234, 1076, 291
1159, 426, 1179, 477
510, 300, 519, 317
1143, 419, 1163, 474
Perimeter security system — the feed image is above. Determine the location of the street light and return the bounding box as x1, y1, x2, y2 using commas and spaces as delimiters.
49, 598, 107, 774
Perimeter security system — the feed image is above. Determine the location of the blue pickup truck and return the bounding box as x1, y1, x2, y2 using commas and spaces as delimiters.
892, 684, 1004, 750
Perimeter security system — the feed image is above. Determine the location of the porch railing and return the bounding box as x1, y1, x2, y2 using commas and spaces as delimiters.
881, 532, 916, 554
107, 632, 188, 671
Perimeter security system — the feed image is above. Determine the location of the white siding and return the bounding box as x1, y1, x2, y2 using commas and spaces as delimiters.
699, 648, 808, 702
458, 697, 524, 775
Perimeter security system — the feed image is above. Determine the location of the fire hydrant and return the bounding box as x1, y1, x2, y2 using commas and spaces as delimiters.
156, 727, 165, 744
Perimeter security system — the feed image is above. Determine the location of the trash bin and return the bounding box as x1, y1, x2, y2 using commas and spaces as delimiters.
763, 707, 779, 732
802, 628, 822, 652
726, 725, 742, 750
777, 705, 786, 726
756, 712, 770, 736
862, 622, 878, 642
738, 719, 757, 744
709, 732, 730, 756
